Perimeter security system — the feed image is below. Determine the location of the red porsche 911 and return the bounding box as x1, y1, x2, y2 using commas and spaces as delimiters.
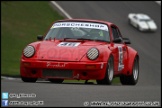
20, 19, 139, 85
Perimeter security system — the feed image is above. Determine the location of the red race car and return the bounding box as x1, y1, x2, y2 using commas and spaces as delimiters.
20, 19, 139, 85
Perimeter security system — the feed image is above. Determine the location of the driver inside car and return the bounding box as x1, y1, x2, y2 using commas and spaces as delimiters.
89, 29, 104, 40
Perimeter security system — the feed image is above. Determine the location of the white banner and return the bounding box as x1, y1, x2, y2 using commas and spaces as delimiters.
51, 22, 108, 31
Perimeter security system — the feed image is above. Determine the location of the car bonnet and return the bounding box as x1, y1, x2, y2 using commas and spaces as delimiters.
36, 40, 106, 61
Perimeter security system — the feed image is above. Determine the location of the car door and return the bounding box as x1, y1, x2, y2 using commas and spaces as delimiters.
109, 25, 128, 74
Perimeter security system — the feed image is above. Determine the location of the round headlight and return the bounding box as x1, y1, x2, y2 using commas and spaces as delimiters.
87, 48, 99, 60
23, 45, 35, 58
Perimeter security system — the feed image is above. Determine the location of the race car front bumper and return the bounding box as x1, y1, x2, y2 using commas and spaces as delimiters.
20, 59, 107, 80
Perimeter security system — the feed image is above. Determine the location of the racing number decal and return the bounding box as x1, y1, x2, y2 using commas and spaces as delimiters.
118, 46, 124, 71
57, 42, 80, 47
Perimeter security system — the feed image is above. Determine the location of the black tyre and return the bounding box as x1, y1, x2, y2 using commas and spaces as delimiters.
97, 55, 114, 85
137, 25, 142, 31
21, 76, 37, 83
48, 79, 64, 83
120, 56, 139, 85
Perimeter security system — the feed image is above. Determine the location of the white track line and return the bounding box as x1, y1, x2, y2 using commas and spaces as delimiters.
1, 76, 20, 80
51, 1, 161, 19
50, 1, 72, 19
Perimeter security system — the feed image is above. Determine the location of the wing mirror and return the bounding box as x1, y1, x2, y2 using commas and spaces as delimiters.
113, 38, 122, 43
37, 35, 44, 41
123, 37, 131, 44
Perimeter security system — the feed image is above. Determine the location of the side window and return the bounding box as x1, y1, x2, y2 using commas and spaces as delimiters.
116, 28, 122, 37
133, 16, 137, 20
111, 26, 120, 39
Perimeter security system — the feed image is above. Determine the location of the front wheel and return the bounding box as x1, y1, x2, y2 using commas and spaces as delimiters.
137, 25, 143, 31
21, 76, 37, 83
120, 56, 139, 85
97, 55, 114, 85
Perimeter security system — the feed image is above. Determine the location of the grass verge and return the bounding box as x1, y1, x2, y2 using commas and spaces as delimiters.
1, 1, 64, 76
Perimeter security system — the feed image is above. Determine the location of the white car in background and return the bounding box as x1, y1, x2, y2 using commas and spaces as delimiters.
128, 13, 157, 32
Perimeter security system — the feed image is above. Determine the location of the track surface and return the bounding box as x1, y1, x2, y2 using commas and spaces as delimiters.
1, 1, 161, 107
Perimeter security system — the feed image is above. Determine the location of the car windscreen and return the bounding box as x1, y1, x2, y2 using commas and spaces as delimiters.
44, 22, 110, 42
139, 19, 151, 22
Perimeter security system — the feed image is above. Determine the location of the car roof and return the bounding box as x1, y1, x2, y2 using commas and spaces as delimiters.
55, 19, 114, 25
136, 13, 151, 19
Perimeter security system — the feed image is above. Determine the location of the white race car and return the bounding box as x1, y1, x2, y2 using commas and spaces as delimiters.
128, 13, 157, 32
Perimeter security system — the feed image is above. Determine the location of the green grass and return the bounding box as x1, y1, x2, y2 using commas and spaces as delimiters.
1, 1, 64, 75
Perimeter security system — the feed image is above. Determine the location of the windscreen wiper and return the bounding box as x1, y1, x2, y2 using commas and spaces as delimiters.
57, 38, 81, 41
76, 38, 95, 41
76, 38, 109, 42
59, 38, 89, 41
57, 37, 109, 43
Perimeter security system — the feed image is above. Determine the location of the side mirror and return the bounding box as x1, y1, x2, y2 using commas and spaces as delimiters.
37, 35, 43, 41
113, 38, 122, 43
123, 37, 131, 44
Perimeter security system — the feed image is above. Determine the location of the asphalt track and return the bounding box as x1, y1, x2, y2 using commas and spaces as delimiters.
1, 1, 161, 107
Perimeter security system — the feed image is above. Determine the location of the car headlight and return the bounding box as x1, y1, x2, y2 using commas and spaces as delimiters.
23, 45, 35, 58
87, 48, 99, 60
